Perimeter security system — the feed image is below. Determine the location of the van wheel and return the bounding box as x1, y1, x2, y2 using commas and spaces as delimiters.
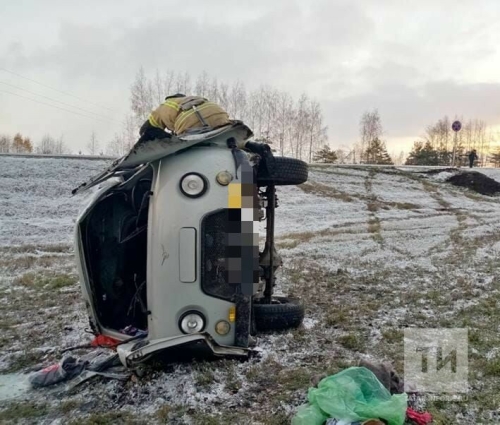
257, 157, 308, 186
253, 296, 305, 331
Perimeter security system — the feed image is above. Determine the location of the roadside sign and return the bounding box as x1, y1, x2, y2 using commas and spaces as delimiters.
452, 120, 462, 132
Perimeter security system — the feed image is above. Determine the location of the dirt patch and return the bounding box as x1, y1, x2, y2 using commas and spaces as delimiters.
447, 172, 500, 196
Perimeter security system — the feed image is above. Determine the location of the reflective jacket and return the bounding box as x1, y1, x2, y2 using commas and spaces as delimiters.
148, 95, 230, 135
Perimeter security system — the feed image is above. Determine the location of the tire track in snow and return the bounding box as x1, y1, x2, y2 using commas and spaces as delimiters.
364, 169, 383, 246
419, 179, 476, 262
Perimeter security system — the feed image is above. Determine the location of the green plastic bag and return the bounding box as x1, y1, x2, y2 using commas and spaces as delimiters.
292, 404, 328, 425
293, 367, 407, 425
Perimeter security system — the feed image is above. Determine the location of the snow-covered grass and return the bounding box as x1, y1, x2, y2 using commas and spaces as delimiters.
1, 157, 500, 424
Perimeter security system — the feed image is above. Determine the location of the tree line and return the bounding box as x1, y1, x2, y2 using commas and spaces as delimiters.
314, 109, 394, 165
0, 133, 33, 153
405, 116, 494, 166
314, 111, 498, 166
2, 68, 498, 165
106, 68, 328, 161
0, 129, 107, 155
0, 132, 71, 155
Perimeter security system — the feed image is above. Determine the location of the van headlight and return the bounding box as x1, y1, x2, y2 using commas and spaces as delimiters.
179, 311, 206, 334
215, 320, 231, 335
180, 173, 207, 198
216, 171, 233, 186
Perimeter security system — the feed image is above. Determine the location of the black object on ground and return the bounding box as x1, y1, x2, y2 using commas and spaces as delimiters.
253, 296, 305, 331
447, 171, 500, 196
358, 359, 405, 395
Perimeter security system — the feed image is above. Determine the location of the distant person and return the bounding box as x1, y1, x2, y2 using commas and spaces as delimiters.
468, 149, 478, 168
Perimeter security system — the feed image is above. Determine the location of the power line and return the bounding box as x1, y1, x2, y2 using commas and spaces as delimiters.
0, 67, 115, 112
0, 89, 115, 124
0, 81, 120, 123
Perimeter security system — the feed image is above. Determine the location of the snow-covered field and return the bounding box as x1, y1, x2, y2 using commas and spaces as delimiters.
1, 156, 500, 424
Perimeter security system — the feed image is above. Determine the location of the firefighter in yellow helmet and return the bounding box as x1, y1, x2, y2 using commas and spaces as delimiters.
138, 93, 270, 155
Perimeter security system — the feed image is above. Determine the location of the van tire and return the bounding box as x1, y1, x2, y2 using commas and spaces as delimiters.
257, 157, 308, 186
253, 296, 305, 331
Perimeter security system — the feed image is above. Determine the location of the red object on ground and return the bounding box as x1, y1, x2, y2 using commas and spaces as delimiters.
40, 363, 59, 373
407, 407, 433, 425
90, 335, 119, 349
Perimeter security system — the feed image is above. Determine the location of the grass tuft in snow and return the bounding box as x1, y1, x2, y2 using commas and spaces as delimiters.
14, 272, 77, 290
0, 402, 49, 422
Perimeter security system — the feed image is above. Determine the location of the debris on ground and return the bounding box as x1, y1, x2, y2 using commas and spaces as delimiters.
293, 363, 433, 425
4, 158, 500, 422
292, 367, 408, 425
447, 171, 500, 196
357, 359, 404, 395
120, 325, 148, 337
90, 334, 120, 348
65, 369, 131, 392
29, 356, 86, 388
406, 407, 433, 425
28, 349, 130, 391
325, 419, 385, 425
60, 334, 120, 354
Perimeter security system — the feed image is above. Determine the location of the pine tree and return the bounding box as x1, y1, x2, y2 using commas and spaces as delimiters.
313, 145, 338, 163
364, 138, 393, 164
406, 141, 439, 165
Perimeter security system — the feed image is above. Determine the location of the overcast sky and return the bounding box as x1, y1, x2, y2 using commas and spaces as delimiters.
1, 0, 500, 154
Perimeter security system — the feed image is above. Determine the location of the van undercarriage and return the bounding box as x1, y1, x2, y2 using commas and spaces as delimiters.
80, 167, 153, 334
74, 125, 308, 365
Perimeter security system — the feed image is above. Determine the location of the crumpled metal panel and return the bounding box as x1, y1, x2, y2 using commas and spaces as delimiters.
72, 122, 253, 195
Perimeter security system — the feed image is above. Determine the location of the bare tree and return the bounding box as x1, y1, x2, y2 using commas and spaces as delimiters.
130, 67, 153, 124
397, 151, 406, 165
126, 67, 329, 160
106, 134, 125, 157
260, 87, 278, 143
162, 70, 176, 96
152, 69, 164, 104
122, 114, 137, 152
54, 135, 67, 154
359, 109, 383, 163
295, 94, 310, 161
194, 71, 210, 97
275, 92, 293, 156
307, 100, 327, 163
0, 134, 11, 153
174, 72, 191, 94
37, 135, 56, 154
87, 131, 99, 155
227, 81, 246, 120
207, 77, 219, 103
218, 82, 230, 111
475, 119, 488, 166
